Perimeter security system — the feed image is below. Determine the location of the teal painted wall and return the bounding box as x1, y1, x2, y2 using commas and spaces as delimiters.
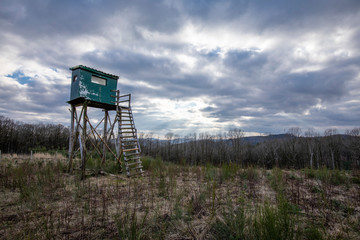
70, 67, 118, 105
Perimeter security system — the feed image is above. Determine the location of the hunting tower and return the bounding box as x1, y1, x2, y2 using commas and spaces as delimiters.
67, 65, 143, 178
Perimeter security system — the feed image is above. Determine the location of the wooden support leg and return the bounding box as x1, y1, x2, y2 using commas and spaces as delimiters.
68, 106, 84, 173
69, 105, 75, 160
81, 103, 87, 180
102, 110, 108, 166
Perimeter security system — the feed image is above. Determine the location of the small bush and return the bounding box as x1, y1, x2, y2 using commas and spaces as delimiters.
305, 167, 350, 186
220, 163, 239, 182
103, 158, 121, 174
141, 156, 152, 170
269, 168, 285, 194
205, 163, 217, 182
329, 170, 348, 186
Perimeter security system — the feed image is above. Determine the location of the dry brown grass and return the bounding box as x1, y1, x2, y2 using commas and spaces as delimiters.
0, 156, 359, 239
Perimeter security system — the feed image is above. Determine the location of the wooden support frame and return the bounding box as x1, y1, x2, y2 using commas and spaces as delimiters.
67, 101, 122, 178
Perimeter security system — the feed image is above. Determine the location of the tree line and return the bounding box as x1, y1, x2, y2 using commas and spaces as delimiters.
139, 127, 360, 170
1, 115, 359, 170
0, 115, 69, 154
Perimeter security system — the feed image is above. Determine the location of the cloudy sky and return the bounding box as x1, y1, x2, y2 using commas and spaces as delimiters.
0, 0, 359, 137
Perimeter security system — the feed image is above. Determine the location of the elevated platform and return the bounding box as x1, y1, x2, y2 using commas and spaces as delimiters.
67, 98, 117, 111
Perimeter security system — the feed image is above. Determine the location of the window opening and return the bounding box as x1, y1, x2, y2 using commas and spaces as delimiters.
91, 75, 107, 86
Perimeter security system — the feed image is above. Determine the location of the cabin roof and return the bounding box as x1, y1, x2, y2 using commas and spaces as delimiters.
70, 65, 119, 80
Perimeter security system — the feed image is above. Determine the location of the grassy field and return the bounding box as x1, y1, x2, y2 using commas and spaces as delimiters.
0, 154, 359, 239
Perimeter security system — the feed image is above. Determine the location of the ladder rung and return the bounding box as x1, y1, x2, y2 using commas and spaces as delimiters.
125, 156, 141, 161
121, 128, 135, 130
124, 159, 141, 165
120, 136, 136, 139
124, 152, 140, 157
122, 142, 138, 145
123, 148, 139, 152
123, 147, 138, 150
125, 159, 141, 164
123, 146, 138, 149
122, 144, 138, 147
121, 139, 138, 142
122, 146, 138, 149
126, 162, 141, 166
118, 100, 129, 103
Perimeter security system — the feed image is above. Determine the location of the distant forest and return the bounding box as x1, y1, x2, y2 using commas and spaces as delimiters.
0, 115, 69, 154
1, 115, 359, 170
139, 128, 360, 170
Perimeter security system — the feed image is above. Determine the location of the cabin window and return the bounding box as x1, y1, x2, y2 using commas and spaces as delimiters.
91, 75, 107, 86
73, 75, 78, 82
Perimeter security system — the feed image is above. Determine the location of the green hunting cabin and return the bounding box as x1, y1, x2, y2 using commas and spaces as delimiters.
68, 65, 119, 110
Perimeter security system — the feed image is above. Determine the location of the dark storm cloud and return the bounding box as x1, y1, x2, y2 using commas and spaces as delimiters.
224, 49, 268, 78
84, 49, 178, 77
0, 0, 105, 37
181, 0, 249, 23
0, 0, 184, 38
202, 64, 358, 119
198, 41, 360, 126
0, 0, 359, 135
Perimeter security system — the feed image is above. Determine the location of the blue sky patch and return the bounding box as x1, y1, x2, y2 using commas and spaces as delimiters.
7, 70, 32, 85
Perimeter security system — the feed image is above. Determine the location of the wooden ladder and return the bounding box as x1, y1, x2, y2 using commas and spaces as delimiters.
116, 93, 144, 177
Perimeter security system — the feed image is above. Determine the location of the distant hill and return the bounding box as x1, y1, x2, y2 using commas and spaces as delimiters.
242, 134, 293, 145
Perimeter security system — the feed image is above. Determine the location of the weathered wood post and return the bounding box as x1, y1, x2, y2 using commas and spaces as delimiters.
81, 103, 87, 180
102, 110, 108, 166
69, 104, 75, 160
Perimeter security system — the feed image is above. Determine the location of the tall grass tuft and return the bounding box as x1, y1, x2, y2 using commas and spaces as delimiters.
115, 208, 148, 240
211, 204, 247, 239
304, 167, 350, 186
253, 199, 297, 240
